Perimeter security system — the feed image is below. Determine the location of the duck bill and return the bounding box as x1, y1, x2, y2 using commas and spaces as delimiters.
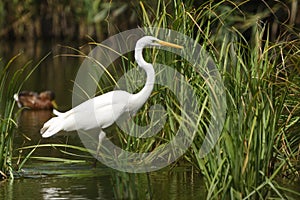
157, 40, 183, 49
51, 100, 58, 109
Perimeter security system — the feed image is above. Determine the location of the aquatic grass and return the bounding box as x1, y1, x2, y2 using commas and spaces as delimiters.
111, 171, 152, 199
0, 55, 32, 179
14, 161, 110, 179
17, 143, 94, 166
203, 32, 292, 199
0, 53, 50, 179
137, 0, 300, 199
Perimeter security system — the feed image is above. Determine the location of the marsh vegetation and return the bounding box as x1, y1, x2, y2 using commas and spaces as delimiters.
0, 0, 299, 199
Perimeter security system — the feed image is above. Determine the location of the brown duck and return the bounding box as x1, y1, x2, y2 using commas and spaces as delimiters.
14, 90, 57, 110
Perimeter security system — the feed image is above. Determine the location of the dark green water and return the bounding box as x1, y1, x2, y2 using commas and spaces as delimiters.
0, 164, 206, 199
0, 40, 207, 199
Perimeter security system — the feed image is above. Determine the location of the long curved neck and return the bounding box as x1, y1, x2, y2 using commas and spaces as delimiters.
129, 47, 155, 111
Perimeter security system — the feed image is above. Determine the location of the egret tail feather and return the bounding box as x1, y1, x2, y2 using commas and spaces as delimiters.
53, 109, 63, 116
40, 117, 63, 138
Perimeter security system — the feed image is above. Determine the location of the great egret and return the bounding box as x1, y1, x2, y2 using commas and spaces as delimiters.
40, 36, 183, 156
14, 90, 57, 110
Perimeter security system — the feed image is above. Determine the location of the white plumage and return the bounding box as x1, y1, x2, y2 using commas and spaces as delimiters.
40, 36, 183, 154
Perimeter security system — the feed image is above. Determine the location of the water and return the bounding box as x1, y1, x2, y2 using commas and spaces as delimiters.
0, 40, 207, 199
10, 107, 206, 199
0, 164, 206, 199
1, 175, 115, 199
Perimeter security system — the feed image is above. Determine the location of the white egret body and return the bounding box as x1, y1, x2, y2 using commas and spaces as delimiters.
40, 36, 183, 150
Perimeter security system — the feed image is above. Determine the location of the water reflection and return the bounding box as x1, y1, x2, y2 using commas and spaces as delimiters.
0, 176, 114, 200
112, 169, 206, 199
14, 109, 86, 161
0, 165, 206, 200
40, 176, 112, 200
17, 110, 53, 136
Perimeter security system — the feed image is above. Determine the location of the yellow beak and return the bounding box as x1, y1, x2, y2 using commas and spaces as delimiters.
157, 40, 183, 49
51, 100, 58, 109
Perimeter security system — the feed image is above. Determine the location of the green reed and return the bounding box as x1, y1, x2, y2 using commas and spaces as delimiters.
0, 55, 27, 179
0, 53, 49, 179
135, 0, 300, 199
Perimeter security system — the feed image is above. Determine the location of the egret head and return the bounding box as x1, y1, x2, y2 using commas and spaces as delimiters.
136, 36, 183, 49
134, 36, 183, 67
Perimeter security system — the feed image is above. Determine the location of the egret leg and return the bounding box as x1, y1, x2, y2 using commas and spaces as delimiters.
94, 130, 106, 166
